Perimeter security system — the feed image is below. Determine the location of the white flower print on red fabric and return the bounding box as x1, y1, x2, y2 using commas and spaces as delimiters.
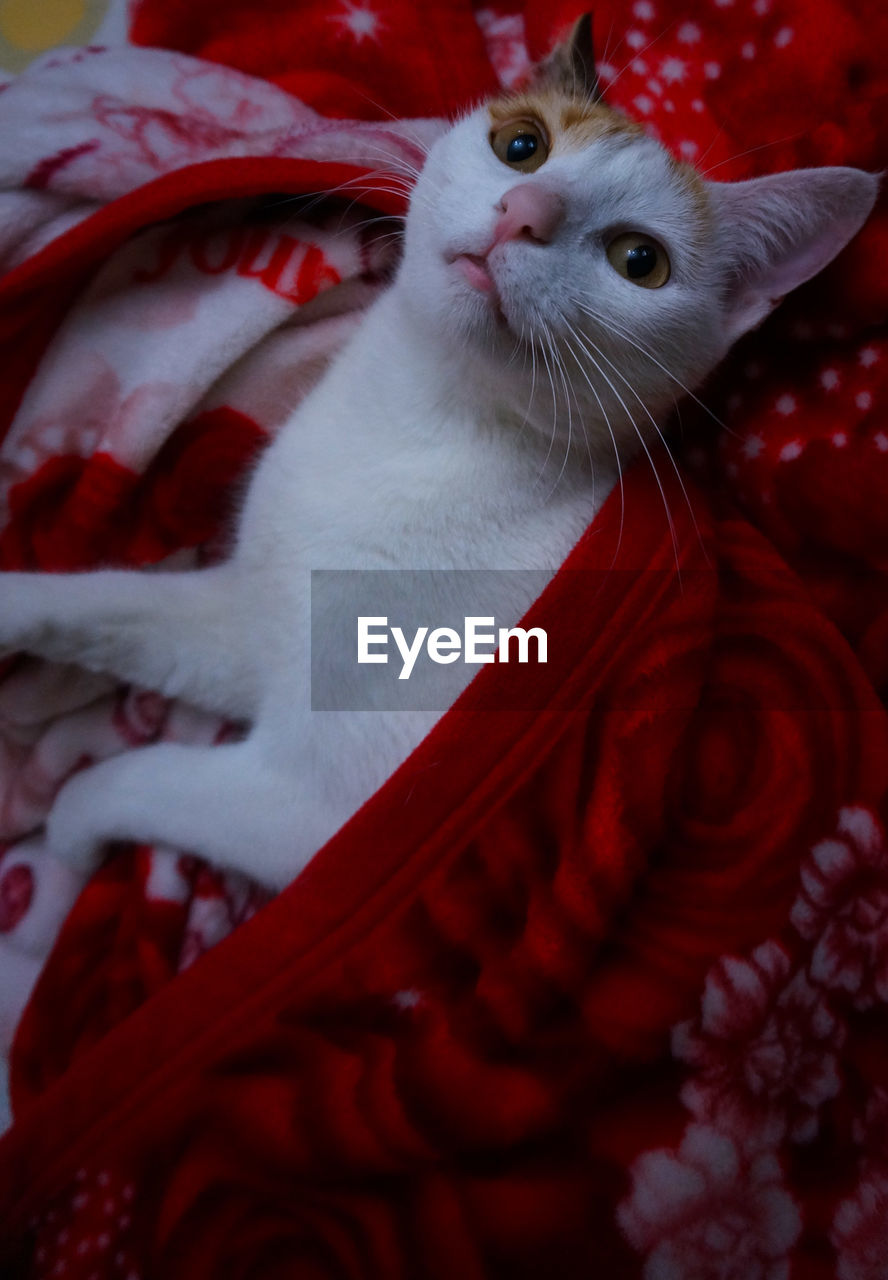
831, 1170, 888, 1280
673, 940, 844, 1143
618, 1125, 801, 1280
622, 807, 888, 1276
791, 807, 888, 1010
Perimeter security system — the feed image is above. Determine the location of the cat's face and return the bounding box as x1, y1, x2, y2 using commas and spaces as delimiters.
399, 89, 727, 437
396, 74, 876, 455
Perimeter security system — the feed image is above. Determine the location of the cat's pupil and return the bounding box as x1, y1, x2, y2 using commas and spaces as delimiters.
625, 244, 658, 278
506, 134, 537, 163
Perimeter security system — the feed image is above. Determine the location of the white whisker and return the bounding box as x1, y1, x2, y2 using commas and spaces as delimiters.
701, 132, 803, 179
547, 331, 577, 498
561, 333, 625, 569
564, 322, 682, 576
602, 22, 677, 96
345, 92, 435, 160
567, 321, 707, 568
273, 168, 419, 229
533, 322, 562, 487
518, 321, 540, 445
574, 300, 734, 437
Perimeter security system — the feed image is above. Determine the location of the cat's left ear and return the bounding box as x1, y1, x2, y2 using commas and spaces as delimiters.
537, 12, 601, 101
707, 166, 879, 344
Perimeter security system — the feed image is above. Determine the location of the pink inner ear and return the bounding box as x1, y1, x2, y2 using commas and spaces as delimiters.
766, 229, 859, 298
725, 230, 856, 343
708, 167, 879, 344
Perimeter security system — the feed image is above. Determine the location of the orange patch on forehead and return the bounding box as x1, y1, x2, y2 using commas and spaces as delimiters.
558, 100, 643, 150
486, 86, 712, 236
670, 157, 711, 225
487, 90, 642, 154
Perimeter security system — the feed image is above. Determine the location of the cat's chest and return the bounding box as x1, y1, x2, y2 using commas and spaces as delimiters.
239, 401, 599, 573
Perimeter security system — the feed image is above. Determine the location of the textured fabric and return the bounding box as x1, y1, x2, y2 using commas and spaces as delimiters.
0, 44, 436, 1059
0, 0, 886, 1276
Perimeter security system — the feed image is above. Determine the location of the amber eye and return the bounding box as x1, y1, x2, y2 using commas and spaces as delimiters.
606, 233, 671, 288
490, 119, 550, 173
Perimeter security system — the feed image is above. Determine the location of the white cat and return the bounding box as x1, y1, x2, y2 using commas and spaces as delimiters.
0, 20, 877, 887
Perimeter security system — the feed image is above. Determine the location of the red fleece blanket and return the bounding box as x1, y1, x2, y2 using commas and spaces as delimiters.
1, 1, 887, 1277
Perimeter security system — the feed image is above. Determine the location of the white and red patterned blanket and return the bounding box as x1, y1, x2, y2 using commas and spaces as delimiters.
0, 41, 441, 1072
0, 2, 886, 1277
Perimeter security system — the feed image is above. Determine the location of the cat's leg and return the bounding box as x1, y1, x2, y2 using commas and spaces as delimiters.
46, 739, 331, 889
0, 566, 260, 720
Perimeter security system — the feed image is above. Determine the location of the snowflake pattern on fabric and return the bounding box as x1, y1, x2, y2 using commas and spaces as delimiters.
29, 1164, 140, 1280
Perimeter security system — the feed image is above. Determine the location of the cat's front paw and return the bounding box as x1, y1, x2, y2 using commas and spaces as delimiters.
45, 771, 110, 878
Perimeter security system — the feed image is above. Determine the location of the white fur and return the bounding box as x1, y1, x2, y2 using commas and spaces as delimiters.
0, 102, 877, 887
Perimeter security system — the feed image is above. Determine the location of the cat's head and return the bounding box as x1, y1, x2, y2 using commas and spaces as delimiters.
396, 15, 878, 450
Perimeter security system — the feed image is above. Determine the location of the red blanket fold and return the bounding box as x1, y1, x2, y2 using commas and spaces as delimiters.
4, 452, 885, 1277
1, 0, 887, 1276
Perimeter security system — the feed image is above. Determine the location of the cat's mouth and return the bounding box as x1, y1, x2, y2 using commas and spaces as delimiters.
454, 252, 495, 293
450, 252, 507, 325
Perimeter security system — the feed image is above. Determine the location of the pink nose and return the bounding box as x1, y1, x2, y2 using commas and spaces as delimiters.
491, 184, 564, 247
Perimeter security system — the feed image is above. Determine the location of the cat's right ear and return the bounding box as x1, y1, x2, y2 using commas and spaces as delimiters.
537, 12, 601, 102
707, 166, 879, 345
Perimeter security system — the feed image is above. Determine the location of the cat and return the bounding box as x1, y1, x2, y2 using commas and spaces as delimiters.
0, 17, 878, 888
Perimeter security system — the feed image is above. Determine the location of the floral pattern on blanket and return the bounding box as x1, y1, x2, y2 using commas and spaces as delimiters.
619, 808, 888, 1279
0, 41, 433, 1084
0, 0, 885, 1274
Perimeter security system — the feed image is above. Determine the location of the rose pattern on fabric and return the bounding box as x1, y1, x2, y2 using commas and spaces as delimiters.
791, 806, 888, 1010
673, 940, 844, 1144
